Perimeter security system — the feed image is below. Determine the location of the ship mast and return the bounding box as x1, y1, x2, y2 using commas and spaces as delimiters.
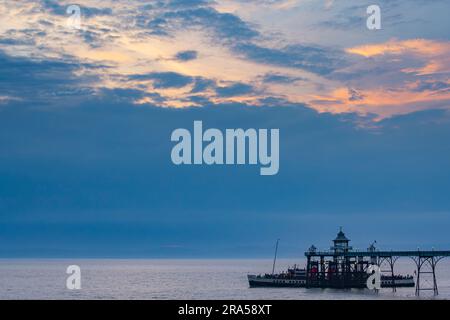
272, 239, 280, 275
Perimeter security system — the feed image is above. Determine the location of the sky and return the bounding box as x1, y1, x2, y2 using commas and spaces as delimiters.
0, 0, 450, 258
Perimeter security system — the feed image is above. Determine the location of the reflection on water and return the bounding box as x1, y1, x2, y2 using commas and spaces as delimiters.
0, 259, 449, 300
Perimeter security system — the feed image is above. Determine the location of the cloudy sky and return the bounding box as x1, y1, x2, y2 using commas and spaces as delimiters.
1, 0, 450, 257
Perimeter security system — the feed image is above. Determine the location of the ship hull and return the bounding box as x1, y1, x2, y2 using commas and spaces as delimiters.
248, 277, 306, 288
248, 275, 415, 289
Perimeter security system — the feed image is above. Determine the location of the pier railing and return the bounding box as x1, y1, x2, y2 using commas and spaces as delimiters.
305, 250, 450, 257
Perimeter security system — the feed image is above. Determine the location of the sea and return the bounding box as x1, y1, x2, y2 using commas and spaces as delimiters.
1, 259, 449, 300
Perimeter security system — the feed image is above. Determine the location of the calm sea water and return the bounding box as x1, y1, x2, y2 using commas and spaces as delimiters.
1, 259, 449, 300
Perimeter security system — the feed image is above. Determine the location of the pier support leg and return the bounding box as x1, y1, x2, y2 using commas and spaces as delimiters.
306, 256, 311, 288
414, 256, 441, 296
432, 257, 438, 296
390, 257, 396, 293
415, 260, 420, 296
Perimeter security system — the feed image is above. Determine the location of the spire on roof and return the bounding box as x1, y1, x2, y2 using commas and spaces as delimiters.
334, 227, 349, 242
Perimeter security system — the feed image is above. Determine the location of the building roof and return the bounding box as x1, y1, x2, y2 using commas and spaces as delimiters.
334, 227, 349, 242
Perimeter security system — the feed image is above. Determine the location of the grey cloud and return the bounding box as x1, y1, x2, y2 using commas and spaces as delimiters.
0, 50, 101, 102
129, 72, 194, 89
190, 77, 216, 93
145, 7, 259, 41
234, 43, 343, 75
174, 50, 198, 61
41, 0, 113, 17
348, 88, 365, 101
261, 73, 305, 84
215, 83, 254, 97
413, 81, 450, 93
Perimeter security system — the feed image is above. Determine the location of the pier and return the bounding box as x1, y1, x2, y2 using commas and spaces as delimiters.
304, 229, 450, 295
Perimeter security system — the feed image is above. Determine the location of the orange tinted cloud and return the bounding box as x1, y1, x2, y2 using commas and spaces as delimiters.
346, 39, 450, 58
310, 84, 450, 118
